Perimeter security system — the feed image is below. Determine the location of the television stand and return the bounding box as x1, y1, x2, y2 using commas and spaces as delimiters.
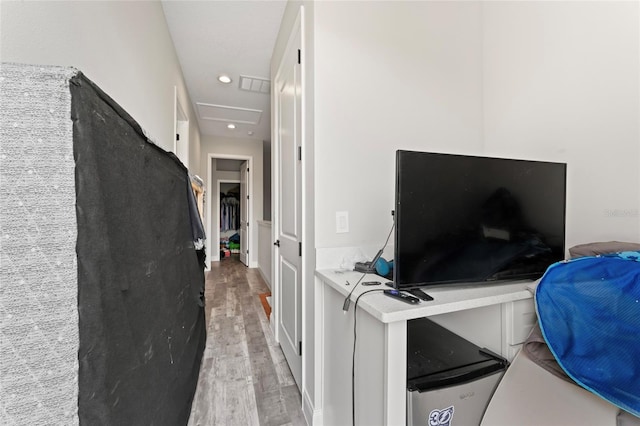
316, 268, 536, 425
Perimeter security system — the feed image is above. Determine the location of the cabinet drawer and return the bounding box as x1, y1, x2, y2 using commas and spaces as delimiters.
508, 298, 537, 345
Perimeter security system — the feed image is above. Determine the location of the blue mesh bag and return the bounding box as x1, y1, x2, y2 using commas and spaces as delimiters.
535, 252, 640, 417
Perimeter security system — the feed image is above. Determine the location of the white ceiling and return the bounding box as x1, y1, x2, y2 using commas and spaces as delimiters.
161, 0, 287, 143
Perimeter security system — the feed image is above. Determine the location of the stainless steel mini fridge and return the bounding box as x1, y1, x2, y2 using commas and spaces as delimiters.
407, 318, 509, 426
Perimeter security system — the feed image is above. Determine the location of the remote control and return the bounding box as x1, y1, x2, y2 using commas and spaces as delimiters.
407, 288, 434, 301
383, 289, 420, 304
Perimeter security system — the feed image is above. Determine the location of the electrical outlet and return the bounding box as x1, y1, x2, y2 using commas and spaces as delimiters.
336, 211, 349, 233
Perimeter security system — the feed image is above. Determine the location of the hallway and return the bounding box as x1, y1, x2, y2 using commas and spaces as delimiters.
188, 256, 305, 426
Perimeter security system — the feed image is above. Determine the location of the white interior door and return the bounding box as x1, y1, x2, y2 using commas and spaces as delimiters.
239, 161, 249, 266
274, 22, 302, 390
174, 88, 189, 168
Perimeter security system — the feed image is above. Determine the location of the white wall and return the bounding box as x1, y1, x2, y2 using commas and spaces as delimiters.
310, 0, 640, 255
272, 1, 484, 423
482, 1, 640, 248
200, 136, 263, 268
276, 2, 640, 425
0, 0, 200, 160
313, 1, 484, 250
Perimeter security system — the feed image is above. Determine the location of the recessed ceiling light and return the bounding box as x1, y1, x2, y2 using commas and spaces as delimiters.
248, 131, 254, 136
227, 123, 236, 129
218, 74, 232, 84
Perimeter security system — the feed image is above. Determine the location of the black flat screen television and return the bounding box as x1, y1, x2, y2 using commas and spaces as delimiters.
394, 150, 566, 289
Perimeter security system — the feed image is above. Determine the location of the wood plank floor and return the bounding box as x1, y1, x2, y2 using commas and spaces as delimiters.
188, 256, 306, 426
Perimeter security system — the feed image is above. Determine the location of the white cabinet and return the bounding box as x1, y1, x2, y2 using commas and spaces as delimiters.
317, 269, 536, 425
429, 304, 504, 356
426, 297, 537, 362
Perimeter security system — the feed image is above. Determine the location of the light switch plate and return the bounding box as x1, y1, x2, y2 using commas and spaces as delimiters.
336, 211, 349, 233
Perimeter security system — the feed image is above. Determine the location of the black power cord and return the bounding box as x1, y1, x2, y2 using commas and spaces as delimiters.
340, 221, 395, 424
342, 273, 366, 311
351, 288, 385, 426
343, 223, 395, 313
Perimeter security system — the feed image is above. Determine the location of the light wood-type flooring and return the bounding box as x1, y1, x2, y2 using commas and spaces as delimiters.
188, 255, 306, 426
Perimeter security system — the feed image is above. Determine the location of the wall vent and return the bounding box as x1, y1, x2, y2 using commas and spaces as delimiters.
239, 75, 270, 94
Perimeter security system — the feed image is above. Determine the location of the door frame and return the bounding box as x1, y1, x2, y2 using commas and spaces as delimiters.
238, 160, 249, 266
206, 153, 254, 268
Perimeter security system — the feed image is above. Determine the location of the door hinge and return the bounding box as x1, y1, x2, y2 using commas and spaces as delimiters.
299, 242, 302, 257
297, 49, 301, 65
298, 146, 302, 161
298, 341, 302, 356
246, 167, 249, 173
247, 195, 250, 200
176, 133, 180, 141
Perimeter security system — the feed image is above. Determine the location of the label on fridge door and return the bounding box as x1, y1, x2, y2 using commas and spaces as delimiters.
429, 405, 454, 426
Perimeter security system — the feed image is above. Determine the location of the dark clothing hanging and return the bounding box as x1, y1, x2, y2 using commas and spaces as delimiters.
220, 194, 240, 232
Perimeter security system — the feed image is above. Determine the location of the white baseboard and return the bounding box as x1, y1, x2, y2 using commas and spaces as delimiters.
302, 389, 322, 426
258, 266, 272, 290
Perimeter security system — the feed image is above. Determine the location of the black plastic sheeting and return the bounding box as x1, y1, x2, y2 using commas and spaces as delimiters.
71, 72, 206, 425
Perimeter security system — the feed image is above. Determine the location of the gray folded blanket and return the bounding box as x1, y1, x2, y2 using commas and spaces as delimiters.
524, 322, 640, 424
523, 323, 575, 385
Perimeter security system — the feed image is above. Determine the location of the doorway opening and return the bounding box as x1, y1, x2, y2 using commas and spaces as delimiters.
206, 154, 253, 268
218, 179, 241, 261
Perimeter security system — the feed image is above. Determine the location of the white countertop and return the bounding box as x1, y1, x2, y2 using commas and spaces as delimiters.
316, 269, 535, 323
